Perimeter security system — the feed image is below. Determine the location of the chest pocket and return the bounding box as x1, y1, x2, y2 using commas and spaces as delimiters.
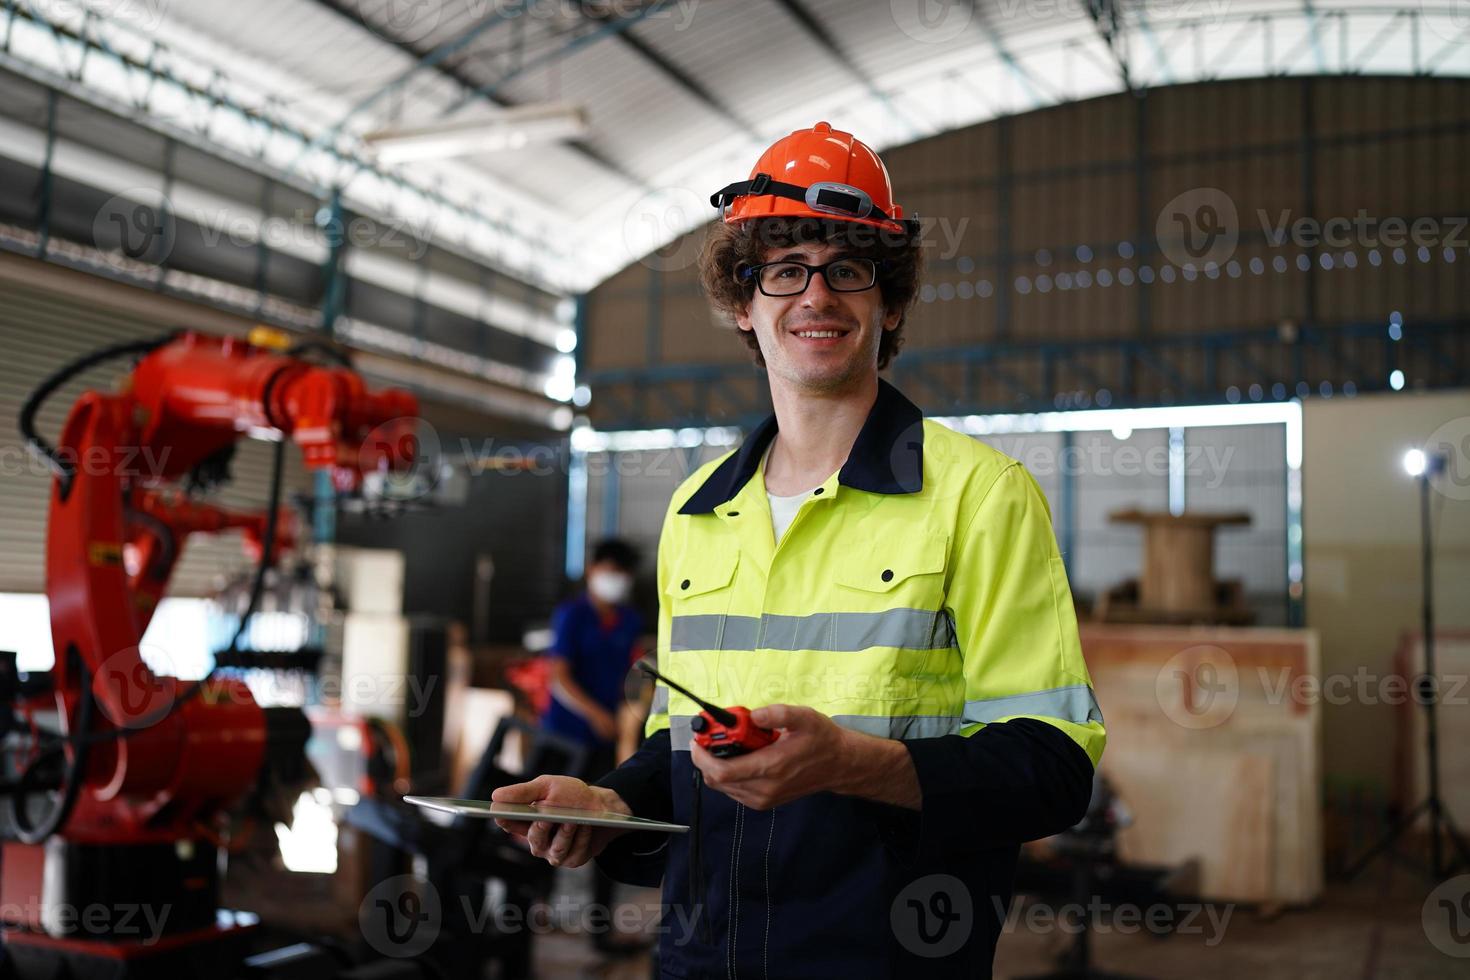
833, 533, 949, 610
828, 533, 953, 700
665, 546, 739, 699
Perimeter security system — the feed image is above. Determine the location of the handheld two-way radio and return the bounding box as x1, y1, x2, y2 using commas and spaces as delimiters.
636, 661, 780, 757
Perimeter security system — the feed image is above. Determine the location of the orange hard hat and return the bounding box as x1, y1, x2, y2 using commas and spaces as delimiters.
709, 121, 918, 238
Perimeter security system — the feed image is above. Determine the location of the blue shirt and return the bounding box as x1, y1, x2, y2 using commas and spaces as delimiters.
541, 593, 644, 747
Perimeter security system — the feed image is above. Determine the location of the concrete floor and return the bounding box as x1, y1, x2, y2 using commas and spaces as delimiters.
534, 862, 1469, 979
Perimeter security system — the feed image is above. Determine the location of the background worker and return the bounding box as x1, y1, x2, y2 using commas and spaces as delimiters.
496, 122, 1106, 978
538, 536, 648, 954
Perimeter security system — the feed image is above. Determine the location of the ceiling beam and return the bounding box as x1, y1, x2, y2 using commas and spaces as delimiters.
961, 0, 1060, 106
435, 1, 672, 117
1084, 0, 1134, 91
767, 0, 922, 139
579, 7, 762, 141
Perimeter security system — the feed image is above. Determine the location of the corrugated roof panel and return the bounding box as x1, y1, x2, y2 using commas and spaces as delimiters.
803, 0, 997, 84
162, 0, 403, 100
632, 0, 851, 137
495, 34, 729, 180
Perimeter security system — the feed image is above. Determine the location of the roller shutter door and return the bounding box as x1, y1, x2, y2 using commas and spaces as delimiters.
0, 279, 311, 597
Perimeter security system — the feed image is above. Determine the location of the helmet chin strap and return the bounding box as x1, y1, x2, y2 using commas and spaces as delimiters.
711, 172, 921, 239
709, 172, 801, 210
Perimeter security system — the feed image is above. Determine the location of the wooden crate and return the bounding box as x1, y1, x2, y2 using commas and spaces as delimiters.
1081, 624, 1323, 904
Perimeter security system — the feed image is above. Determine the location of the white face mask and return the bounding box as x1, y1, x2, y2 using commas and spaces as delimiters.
588, 570, 633, 605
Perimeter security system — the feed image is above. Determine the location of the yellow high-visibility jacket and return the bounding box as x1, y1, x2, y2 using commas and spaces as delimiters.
597, 379, 1105, 978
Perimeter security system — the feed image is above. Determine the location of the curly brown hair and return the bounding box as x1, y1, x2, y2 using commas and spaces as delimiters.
697, 217, 925, 371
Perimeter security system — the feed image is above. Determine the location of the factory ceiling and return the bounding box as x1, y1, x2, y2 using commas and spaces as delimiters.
2, 0, 1467, 292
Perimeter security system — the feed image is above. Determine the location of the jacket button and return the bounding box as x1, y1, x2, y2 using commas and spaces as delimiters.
812, 487, 824, 495
881, 569, 894, 582
680, 579, 691, 590
727, 511, 740, 517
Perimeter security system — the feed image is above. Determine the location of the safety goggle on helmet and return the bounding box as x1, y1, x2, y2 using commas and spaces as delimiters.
709, 121, 920, 239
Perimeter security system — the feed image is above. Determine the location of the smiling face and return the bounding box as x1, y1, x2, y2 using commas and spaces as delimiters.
735, 242, 902, 395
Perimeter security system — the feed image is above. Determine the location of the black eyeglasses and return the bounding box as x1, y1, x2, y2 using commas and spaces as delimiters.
737, 257, 881, 297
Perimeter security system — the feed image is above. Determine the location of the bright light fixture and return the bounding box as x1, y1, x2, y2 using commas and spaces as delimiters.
1403, 448, 1427, 477
364, 103, 589, 164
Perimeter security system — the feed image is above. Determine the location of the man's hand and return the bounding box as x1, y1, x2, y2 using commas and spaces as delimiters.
690, 705, 921, 811
490, 775, 632, 868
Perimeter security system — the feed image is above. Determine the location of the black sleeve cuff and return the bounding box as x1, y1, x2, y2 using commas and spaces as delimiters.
865, 719, 1095, 864
592, 729, 673, 886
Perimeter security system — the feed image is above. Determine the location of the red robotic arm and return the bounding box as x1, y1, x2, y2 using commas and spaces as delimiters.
25, 329, 419, 845
125, 488, 297, 636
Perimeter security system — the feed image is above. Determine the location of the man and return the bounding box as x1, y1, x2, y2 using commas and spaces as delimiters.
539, 536, 648, 954
495, 122, 1106, 977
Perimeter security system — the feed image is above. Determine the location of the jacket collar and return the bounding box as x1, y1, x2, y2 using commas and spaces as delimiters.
678, 378, 925, 515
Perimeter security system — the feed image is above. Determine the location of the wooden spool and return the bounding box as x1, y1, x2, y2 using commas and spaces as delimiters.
1109, 509, 1252, 615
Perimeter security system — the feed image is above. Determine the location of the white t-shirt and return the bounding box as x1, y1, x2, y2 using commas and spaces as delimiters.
767, 488, 809, 544
762, 442, 831, 543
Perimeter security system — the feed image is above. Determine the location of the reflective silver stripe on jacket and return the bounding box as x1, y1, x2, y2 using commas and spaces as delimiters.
964, 684, 1104, 727
670, 608, 957, 653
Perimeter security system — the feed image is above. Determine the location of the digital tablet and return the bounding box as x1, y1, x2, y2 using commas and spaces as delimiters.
403, 796, 689, 833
